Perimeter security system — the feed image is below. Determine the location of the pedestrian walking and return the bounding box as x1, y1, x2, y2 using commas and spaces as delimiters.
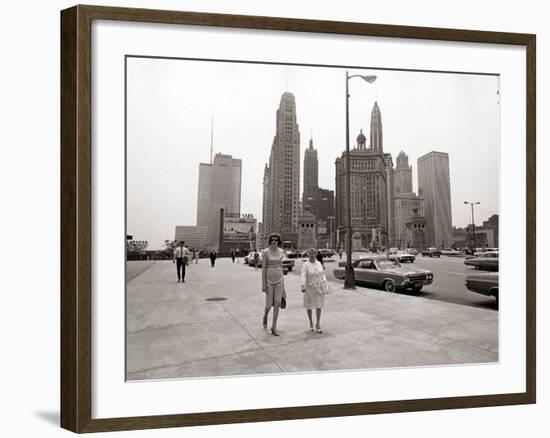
236, 248, 240, 263
253, 250, 260, 271
301, 248, 326, 333
338, 248, 343, 259
195, 250, 199, 264
231, 250, 236, 263
173, 241, 190, 282
261, 233, 285, 336
209, 250, 217, 267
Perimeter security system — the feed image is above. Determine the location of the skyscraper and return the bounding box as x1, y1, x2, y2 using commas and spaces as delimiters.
262, 92, 301, 246
335, 102, 390, 251
196, 163, 212, 226
393, 151, 425, 248
417, 151, 453, 248
303, 137, 319, 216
262, 163, 271, 244
196, 152, 242, 248
394, 151, 413, 194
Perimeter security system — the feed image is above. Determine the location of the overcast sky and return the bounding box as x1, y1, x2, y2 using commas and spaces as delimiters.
127, 57, 499, 249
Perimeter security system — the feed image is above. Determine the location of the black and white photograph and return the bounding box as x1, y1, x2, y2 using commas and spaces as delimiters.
125, 57, 500, 381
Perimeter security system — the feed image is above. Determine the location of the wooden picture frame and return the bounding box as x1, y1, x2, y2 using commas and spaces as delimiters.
61, 4, 536, 433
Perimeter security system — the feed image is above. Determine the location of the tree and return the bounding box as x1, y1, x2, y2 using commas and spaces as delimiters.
164, 240, 177, 257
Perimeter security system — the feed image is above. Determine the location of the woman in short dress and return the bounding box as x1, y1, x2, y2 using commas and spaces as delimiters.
262, 233, 285, 336
301, 248, 325, 333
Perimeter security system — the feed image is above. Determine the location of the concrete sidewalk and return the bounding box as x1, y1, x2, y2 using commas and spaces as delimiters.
126, 258, 498, 380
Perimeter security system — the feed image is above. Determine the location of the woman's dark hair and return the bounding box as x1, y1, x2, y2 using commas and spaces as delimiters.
268, 233, 282, 245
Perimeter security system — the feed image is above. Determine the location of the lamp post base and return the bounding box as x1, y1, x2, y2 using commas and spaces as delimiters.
343, 266, 356, 289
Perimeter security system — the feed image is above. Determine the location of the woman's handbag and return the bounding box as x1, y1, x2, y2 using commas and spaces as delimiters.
280, 295, 287, 309
320, 274, 333, 295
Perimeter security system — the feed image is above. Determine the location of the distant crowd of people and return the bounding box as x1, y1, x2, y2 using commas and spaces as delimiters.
172, 241, 221, 281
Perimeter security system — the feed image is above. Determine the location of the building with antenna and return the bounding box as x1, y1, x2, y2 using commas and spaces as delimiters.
195, 119, 242, 249
197, 153, 242, 249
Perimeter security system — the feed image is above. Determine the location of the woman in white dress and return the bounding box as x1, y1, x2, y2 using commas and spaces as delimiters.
301, 248, 325, 333
262, 233, 285, 336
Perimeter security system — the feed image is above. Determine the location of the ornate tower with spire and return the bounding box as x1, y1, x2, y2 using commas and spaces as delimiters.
303, 137, 319, 215
335, 101, 391, 251
370, 101, 383, 151
394, 150, 413, 194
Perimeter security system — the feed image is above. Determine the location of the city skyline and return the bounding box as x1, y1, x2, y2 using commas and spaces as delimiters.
126, 57, 499, 248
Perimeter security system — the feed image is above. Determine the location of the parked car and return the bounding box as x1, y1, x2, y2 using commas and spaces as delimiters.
388, 250, 416, 263
333, 257, 433, 292
285, 250, 301, 259
464, 251, 499, 271
441, 248, 462, 256
422, 247, 441, 257
282, 255, 295, 272
255, 254, 293, 272
474, 248, 498, 256
465, 272, 499, 306
406, 248, 418, 255
319, 249, 334, 258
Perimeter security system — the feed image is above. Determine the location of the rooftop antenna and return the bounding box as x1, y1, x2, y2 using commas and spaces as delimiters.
210, 115, 214, 164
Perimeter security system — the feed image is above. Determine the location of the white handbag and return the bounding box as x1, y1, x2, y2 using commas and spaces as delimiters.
320, 274, 333, 295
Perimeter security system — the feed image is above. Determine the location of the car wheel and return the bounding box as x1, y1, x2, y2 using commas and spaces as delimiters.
413, 285, 423, 293
383, 280, 396, 292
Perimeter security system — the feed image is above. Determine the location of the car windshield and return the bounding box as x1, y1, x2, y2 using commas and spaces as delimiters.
376, 259, 399, 270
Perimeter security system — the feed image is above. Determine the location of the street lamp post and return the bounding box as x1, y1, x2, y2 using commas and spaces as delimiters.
464, 201, 480, 253
344, 71, 377, 289
327, 216, 334, 249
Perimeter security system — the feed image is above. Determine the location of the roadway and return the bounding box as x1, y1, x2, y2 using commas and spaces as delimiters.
287, 254, 498, 311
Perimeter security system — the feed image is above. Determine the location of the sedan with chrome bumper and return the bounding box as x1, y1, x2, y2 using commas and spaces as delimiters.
388, 250, 416, 263
333, 257, 433, 292
464, 251, 499, 271
465, 272, 499, 307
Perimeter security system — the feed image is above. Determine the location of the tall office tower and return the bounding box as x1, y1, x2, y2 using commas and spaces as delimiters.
335, 102, 389, 251
383, 152, 395, 247
393, 150, 424, 248
261, 163, 271, 244
394, 151, 413, 194
262, 92, 301, 245
196, 152, 242, 249
303, 137, 319, 216
196, 163, 212, 226
417, 151, 453, 248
